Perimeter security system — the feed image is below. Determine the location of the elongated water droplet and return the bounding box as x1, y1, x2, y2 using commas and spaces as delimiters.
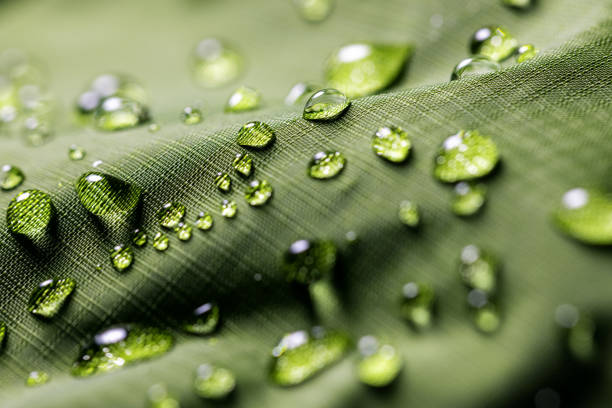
285, 82, 320, 105
470, 26, 518, 62
434, 130, 499, 183
26, 371, 49, 387
225, 86, 261, 113
214, 173, 231, 192
452, 182, 486, 216
236, 121, 275, 148
283, 239, 337, 284
451, 56, 500, 81
148, 383, 180, 408
303, 89, 350, 121
1, 164, 25, 191
6, 189, 54, 238
111, 244, 133, 272
75, 172, 141, 220
68, 145, 86, 161
153, 232, 170, 251
220, 200, 237, 218
554, 188, 612, 245
516, 44, 538, 63
94, 96, 149, 131
71, 325, 174, 377
502, 0, 533, 9
232, 153, 253, 177
194, 364, 236, 399
182, 302, 220, 335
132, 229, 147, 247
357, 336, 402, 387
325, 43, 413, 98
294, 0, 335, 22
372, 126, 411, 163
192, 38, 243, 88
398, 200, 420, 227
28, 278, 76, 318
308, 151, 345, 179
245, 179, 273, 206
181, 106, 202, 125
175, 222, 192, 241
0, 322, 6, 347
401, 282, 435, 329
459, 245, 498, 294
157, 202, 186, 229
195, 212, 213, 231
555, 304, 596, 362
270, 327, 351, 386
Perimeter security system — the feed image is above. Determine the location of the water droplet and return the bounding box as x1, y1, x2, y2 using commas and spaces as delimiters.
192, 38, 243, 88
225, 86, 261, 113
75, 172, 141, 220
401, 282, 435, 329
6, 189, 54, 238
0, 322, 6, 346
71, 325, 174, 377
182, 302, 220, 335
1, 164, 25, 191
516, 44, 539, 63
372, 126, 411, 163
325, 43, 413, 98
459, 245, 498, 294
294, 0, 335, 22
232, 153, 253, 177
451, 56, 500, 80
194, 364, 236, 399
553, 188, 612, 245
175, 222, 192, 241
28, 278, 76, 318
285, 82, 320, 105
473, 302, 501, 333
26, 371, 49, 387
111, 244, 134, 272
470, 26, 518, 62
398, 200, 420, 227
308, 151, 345, 179
195, 212, 214, 231
302, 89, 350, 121
181, 106, 202, 125
357, 336, 402, 387
236, 121, 275, 148
148, 123, 160, 133
153, 232, 170, 251
68, 145, 86, 161
283, 239, 337, 284
502, 0, 533, 9
452, 182, 486, 216
148, 383, 180, 408
157, 202, 186, 229
220, 200, 237, 218
270, 327, 350, 386
434, 130, 499, 183
555, 304, 596, 362
214, 172, 232, 192
132, 229, 147, 247
244, 179, 273, 206
93, 96, 149, 131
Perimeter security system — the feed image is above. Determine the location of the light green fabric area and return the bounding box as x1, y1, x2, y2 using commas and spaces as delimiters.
1, 0, 612, 407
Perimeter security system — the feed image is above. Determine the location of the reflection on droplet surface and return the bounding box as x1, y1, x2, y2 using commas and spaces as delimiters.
434, 130, 499, 183
157, 202, 186, 229
182, 303, 220, 336
555, 304, 596, 362
236, 121, 275, 148
470, 26, 518, 62
372, 126, 411, 163
225, 86, 261, 113
191, 38, 244, 88
111, 244, 133, 272
220, 200, 237, 218
554, 188, 612, 245
153, 232, 170, 251
28, 278, 76, 318
26, 371, 50, 387
357, 336, 402, 387
1, 164, 25, 191
401, 282, 435, 329
516, 44, 538, 63
232, 153, 253, 177
303, 89, 350, 121
452, 182, 486, 216
245, 179, 273, 206
283, 239, 337, 284
451, 56, 500, 81
194, 364, 236, 400
308, 151, 345, 179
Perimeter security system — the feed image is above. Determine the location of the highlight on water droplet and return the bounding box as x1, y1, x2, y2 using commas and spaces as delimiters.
220, 200, 237, 218
357, 336, 403, 387
459, 245, 499, 295
245, 179, 273, 206
75, 172, 141, 220
398, 200, 420, 228
283, 239, 337, 284
294, 0, 335, 23
111, 244, 134, 272
232, 153, 253, 177
236, 121, 275, 148
195, 212, 214, 231
6, 189, 54, 238
68, 145, 86, 161
175, 222, 192, 241
452, 182, 486, 216
516, 44, 538, 63
1, 164, 25, 191
372, 126, 411, 163
191, 38, 244, 88
182, 302, 220, 335
401, 282, 435, 329
214, 172, 232, 192
285, 82, 320, 105
308, 151, 345, 179
153, 232, 170, 251
28, 277, 76, 318
451, 56, 500, 81
470, 26, 518, 62
26, 371, 50, 387
194, 364, 236, 400
553, 188, 612, 245
181, 106, 202, 125
555, 304, 596, 362
434, 130, 499, 183
147, 383, 180, 408
157, 202, 186, 229
303, 88, 350, 121
132, 229, 147, 247
225, 86, 261, 113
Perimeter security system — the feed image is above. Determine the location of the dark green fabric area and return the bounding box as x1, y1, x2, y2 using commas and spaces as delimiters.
1, 0, 612, 407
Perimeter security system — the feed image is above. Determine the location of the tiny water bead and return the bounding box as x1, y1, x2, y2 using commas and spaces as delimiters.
75, 172, 141, 219
68, 145, 86, 161
236, 121, 275, 148
148, 383, 180, 408
470, 26, 518, 62
175, 222, 192, 241
153, 232, 170, 251
182, 302, 220, 335
555, 304, 596, 362
111, 244, 133, 272
6, 189, 54, 237
220, 200, 237, 218
245, 179, 273, 206
28, 278, 76, 318
26, 371, 50, 387
215, 172, 232, 192
270, 327, 351, 386
357, 336, 402, 387
225, 86, 261, 113
502, 0, 533, 9
451, 56, 500, 81
294, 0, 335, 23
285, 82, 320, 105
372, 126, 411, 163
157, 202, 186, 229
148, 123, 160, 133
194, 364, 236, 400
308, 151, 345, 179
132, 229, 147, 247
401, 282, 436, 329
1, 164, 25, 191
71, 325, 174, 377
452, 182, 487, 216
191, 38, 244, 88
283, 239, 337, 284
302, 88, 350, 121
181, 106, 202, 125
94, 96, 149, 131
398, 200, 420, 227
232, 153, 253, 177
434, 130, 500, 183
459, 245, 499, 294
325, 43, 413, 98
554, 188, 612, 245
516, 44, 538, 63
195, 212, 214, 231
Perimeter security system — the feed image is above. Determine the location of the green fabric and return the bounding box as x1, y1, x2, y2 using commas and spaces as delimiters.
1, 0, 612, 407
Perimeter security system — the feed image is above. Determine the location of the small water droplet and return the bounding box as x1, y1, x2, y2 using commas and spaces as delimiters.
220, 200, 237, 218
459, 245, 498, 294
68, 145, 86, 161
111, 244, 133, 272
93, 96, 149, 131
283, 239, 337, 284
285, 82, 320, 105
372, 126, 411, 163
244, 179, 273, 206
452, 182, 486, 216
214, 172, 232, 192
1, 164, 25, 191
434, 130, 499, 183
194, 364, 236, 399
236, 121, 275, 148
555, 304, 596, 362
451, 56, 500, 80
302, 89, 350, 121
75, 172, 141, 220
26, 371, 50, 387
553, 188, 612, 245
181, 106, 202, 125
325, 43, 413, 98
470, 26, 518, 62
195, 212, 214, 231
472, 300, 501, 333
294, 0, 335, 22
157, 202, 186, 229
232, 153, 253, 177
148, 123, 160, 133
6, 189, 54, 238
357, 336, 402, 387
401, 282, 435, 329
182, 302, 219, 335
147, 383, 180, 408
225, 86, 261, 113
71, 325, 174, 377
28, 277, 76, 318
398, 200, 420, 227
175, 222, 192, 241
153, 232, 170, 251
502, 0, 533, 9
132, 229, 147, 247
308, 151, 345, 179
516, 44, 538, 63
0, 322, 6, 347
192, 38, 243, 88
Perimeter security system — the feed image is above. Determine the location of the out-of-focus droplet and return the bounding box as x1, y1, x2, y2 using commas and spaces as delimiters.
398, 200, 420, 228
225, 86, 261, 113
93, 96, 149, 131
147, 383, 180, 408
182, 302, 220, 335
401, 282, 435, 329
357, 336, 402, 387
554, 188, 612, 245
68, 145, 86, 161
516, 44, 539, 63
452, 182, 486, 216
244, 179, 273, 206
191, 38, 244, 88
181, 106, 202, 125
26, 371, 50, 387
294, 0, 335, 23
193, 364, 236, 400
0, 164, 25, 191
285, 82, 320, 105
470, 26, 518, 62
308, 151, 346, 179
283, 239, 337, 284
459, 245, 499, 294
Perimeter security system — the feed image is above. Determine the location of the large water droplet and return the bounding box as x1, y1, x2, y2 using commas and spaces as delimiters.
1, 164, 24, 191
294, 0, 335, 22
28, 277, 76, 318
192, 38, 244, 88
132, 229, 147, 247
554, 188, 612, 245
236, 121, 275, 148
220, 200, 237, 218
555, 304, 596, 362
357, 336, 402, 387
225, 86, 261, 113
434, 130, 499, 183
181, 106, 202, 125
516, 44, 538, 63
283, 239, 337, 284
6, 189, 54, 238
68, 145, 86, 161
195, 212, 214, 231
175, 222, 192, 241
308, 151, 345, 179
71, 325, 174, 377
194, 364, 236, 399
401, 282, 435, 329
93, 96, 149, 131
244, 179, 273, 206
325, 43, 413, 98
232, 153, 253, 177
111, 244, 134, 272
372, 126, 411, 163
398, 200, 420, 227
26, 371, 50, 387
153, 232, 170, 251
75, 172, 141, 220
147, 383, 180, 408
452, 182, 486, 216
302, 89, 350, 121
451, 56, 500, 81
157, 202, 186, 229
182, 302, 220, 335
470, 26, 518, 62
270, 327, 351, 386
214, 173, 232, 192
285, 82, 320, 105
459, 245, 498, 294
